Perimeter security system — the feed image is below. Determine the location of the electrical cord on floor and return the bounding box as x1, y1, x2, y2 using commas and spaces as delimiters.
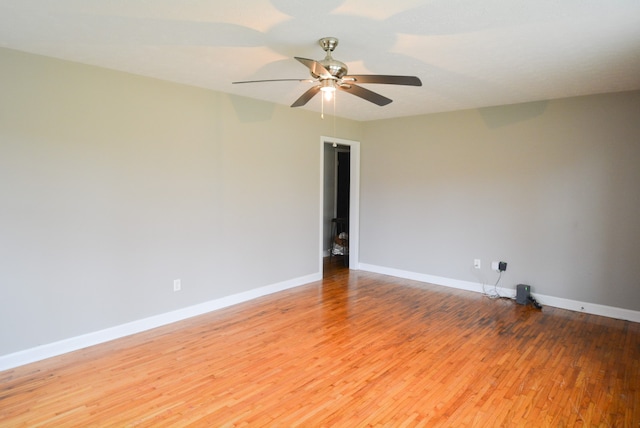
482, 271, 512, 300
483, 271, 523, 303
483, 273, 542, 308
528, 295, 543, 309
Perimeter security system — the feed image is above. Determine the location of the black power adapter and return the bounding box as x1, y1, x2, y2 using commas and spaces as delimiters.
498, 261, 507, 272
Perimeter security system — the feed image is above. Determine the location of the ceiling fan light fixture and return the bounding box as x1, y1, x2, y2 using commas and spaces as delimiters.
320, 79, 336, 101
320, 79, 336, 92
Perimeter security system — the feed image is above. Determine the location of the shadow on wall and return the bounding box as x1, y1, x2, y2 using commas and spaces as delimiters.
478, 100, 549, 128
229, 94, 276, 123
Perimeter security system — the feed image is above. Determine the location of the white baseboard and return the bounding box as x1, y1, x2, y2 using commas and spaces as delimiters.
359, 263, 640, 323
5, 265, 637, 372
0, 272, 321, 372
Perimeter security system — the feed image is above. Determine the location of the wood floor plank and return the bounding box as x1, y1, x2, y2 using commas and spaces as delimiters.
1, 260, 639, 426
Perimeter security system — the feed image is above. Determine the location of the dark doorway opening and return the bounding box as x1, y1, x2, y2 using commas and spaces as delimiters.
326, 146, 350, 269
336, 151, 350, 221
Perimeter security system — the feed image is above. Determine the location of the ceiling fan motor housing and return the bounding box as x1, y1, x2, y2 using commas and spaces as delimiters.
318, 58, 348, 79
314, 37, 348, 79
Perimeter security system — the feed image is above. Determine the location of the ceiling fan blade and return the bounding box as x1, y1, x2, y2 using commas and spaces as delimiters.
295, 57, 331, 77
291, 86, 321, 107
232, 78, 312, 84
338, 84, 392, 106
343, 75, 422, 86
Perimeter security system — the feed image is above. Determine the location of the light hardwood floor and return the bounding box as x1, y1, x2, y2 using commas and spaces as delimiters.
1, 260, 639, 426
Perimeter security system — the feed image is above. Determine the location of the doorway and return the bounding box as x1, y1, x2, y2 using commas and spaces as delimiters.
320, 136, 360, 275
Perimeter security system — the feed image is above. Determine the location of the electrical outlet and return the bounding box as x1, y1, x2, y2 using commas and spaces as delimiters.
173, 279, 181, 292
473, 259, 481, 269
491, 261, 499, 271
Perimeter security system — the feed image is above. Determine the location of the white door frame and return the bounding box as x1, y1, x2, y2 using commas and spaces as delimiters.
320, 136, 360, 274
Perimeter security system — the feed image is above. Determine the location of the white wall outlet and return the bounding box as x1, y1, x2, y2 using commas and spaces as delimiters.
173, 279, 181, 292
491, 261, 500, 271
474, 259, 481, 269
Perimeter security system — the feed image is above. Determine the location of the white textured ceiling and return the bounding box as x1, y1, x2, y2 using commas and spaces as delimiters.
1, 0, 639, 121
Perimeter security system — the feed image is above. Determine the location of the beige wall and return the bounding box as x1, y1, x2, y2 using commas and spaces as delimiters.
360, 92, 640, 311
0, 48, 362, 355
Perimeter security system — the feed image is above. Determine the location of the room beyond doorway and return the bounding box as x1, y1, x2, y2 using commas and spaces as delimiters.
328, 147, 350, 267
319, 136, 360, 276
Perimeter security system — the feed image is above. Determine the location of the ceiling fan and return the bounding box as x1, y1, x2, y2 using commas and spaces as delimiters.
232, 37, 422, 107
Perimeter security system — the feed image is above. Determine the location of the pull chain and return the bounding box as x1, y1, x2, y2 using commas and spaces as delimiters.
333, 93, 336, 138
